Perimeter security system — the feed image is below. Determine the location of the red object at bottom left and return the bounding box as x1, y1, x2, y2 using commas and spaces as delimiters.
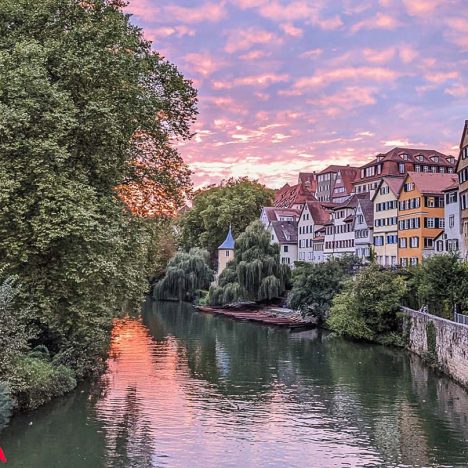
0, 447, 7, 463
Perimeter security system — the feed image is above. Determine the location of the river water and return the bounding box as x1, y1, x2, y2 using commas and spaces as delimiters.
2, 300, 468, 467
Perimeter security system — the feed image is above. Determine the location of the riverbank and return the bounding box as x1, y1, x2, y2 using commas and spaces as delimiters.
402, 307, 468, 390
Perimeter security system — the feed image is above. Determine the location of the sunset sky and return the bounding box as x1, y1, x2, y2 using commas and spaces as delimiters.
126, 0, 467, 188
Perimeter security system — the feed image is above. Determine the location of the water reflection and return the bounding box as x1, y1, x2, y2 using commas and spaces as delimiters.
2, 300, 467, 467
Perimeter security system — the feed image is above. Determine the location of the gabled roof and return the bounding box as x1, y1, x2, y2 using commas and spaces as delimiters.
356, 198, 374, 227
331, 168, 358, 197
319, 164, 359, 174
371, 176, 405, 201
400, 172, 458, 196
302, 201, 331, 225
262, 207, 300, 223
298, 172, 317, 193
274, 182, 316, 208
333, 193, 369, 210
271, 220, 298, 244
218, 226, 235, 250
442, 181, 459, 192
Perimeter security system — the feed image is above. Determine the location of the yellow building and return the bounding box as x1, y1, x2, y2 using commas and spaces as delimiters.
372, 177, 404, 266
397, 172, 457, 266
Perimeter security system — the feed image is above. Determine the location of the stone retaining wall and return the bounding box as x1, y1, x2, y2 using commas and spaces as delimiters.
401, 307, 468, 389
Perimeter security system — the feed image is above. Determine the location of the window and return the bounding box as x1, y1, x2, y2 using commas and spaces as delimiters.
426, 217, 435, 228
284, 245, 289, 253
226, 251, 230, 257
424, 238, 434, 249
410, 237, 419, 248
399, 163, 405, 173
399, 238, 407, 248
449, 215, 455, 228
426, 197, 435, 208
400, 153, 409, 160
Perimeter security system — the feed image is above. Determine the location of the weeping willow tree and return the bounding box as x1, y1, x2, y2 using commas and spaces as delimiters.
154, 248, 214, 302
208, 220, 291, 306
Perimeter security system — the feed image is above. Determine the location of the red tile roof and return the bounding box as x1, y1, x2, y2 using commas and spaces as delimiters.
274, 182, 316, 208
263, 207, 300, 222
303, 201, 331, 225
404, 172, 458, 195
271, 220, 298, 244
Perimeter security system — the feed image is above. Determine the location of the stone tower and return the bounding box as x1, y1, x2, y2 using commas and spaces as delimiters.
218, 225, 235, 276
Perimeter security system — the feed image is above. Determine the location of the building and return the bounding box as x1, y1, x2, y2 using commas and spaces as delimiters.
372, 177, 404, 267
324, 195, 364, 259
312, 227, 326, 263
259, 207, 300, 227
297, 201, 332, 262
457, 120, 468, 259
432, 182, 462, 255
269, 220, 298, 266
330, 167, 359, 204
274, 173, 317, 210
353, 197, 374, 261
218, 226, 235, 276
353, 147, 457, 198
316, 165, 358, 202
397, 172, 457, 266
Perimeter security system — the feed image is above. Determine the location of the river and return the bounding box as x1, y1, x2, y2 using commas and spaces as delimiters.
2, 300, 468, 467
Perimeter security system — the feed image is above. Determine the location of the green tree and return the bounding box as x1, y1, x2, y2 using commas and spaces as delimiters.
328, 265, 407, 341
288, 255, 361, 323
415, 254, 468, 318
207, 221, 290, 305
178, 178, 274, 263
154, 248, 214, 302
0, 0, 196, 380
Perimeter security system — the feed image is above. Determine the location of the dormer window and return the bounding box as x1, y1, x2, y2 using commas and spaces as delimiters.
430, 156, 439, 163
447, 156, 456, 163
415, 155, 424, 162
400, 153, 409, 160
377, 156, 384, 162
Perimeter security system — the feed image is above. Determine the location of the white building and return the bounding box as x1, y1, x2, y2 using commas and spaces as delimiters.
269, 220, 298, 267
353, 197, 374, 260
260, 207, 300, 228
297, 201, 331, 262
432, 182, 462, 255
324, 196, 361, 259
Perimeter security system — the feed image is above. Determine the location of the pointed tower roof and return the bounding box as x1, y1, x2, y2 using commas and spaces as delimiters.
218, 225, 235, 250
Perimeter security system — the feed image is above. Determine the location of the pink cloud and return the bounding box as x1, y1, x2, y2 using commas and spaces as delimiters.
444, 17, 468, 50
239, 50, 272, 60
165, 2, 227, 24
280, 23, 304, 37
299, 48, 323, 59
445, 84, 468, 97
401, 0, 444, 17
352, 13, 402, 32
234, 73, 289, 87
224, 28, 283, 53
362, 47, 395, 64
183, 52, 224, 77
294, 66, 401, 89
307, 86, 377, 111
399, 45, 418, 64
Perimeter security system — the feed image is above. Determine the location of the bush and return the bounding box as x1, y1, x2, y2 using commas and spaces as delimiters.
9, 356, 76, 410
288, 255, 361, 323
328, 264, 407, 341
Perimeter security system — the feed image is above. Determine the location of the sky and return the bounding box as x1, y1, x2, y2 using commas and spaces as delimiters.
125, 0, 468, 189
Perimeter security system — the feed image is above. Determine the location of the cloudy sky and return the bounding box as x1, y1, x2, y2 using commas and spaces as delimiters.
126, 0, 467, 188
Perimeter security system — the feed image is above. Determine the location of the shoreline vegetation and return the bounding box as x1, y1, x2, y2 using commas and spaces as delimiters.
0, 0, 197, 431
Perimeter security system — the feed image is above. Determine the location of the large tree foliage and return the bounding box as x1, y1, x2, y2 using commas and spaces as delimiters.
288, 256, 361, 323
328, 265, 407, 341
207, 221, 290, 305
178, 178, 274, 262
405, 254, 468, 318
0, 0, 196, 379
154, 248, 214, 302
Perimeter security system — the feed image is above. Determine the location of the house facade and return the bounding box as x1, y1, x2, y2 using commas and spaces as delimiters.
372, 177, 403, 266
457, 120, 468, 259
316, 165, 358, 202
218, 226, 235, 276
269, 220, 298, 266
324, 196, 360, 259
397, 172, 457, 266
353, 147, 457, 198
259, 207, 300, 227
353, 197, 374, 260
297, 201, 331, 262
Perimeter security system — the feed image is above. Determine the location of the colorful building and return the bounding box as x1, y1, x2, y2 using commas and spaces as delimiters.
353, 197, 374, 261
397, 172, 457, 266
457, 120, 468, 259
372, 177, 404, 267
315, 165, 358, 202
353, 147, 457, 198
297, 201, 332, 262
